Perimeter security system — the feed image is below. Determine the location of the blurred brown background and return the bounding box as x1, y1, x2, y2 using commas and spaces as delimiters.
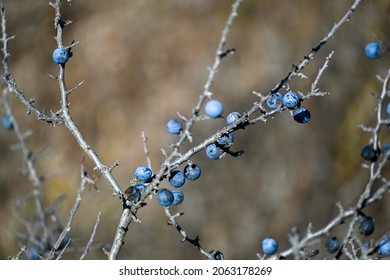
0, 0, 389, 259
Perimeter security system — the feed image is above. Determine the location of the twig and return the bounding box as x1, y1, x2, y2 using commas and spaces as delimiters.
141, 131, 152, 169
340, 68, 390, 258
108, 0, 246, 260
1, 87, 50, 251
267, 69, 390, 260
164, 207, 214, 259
46, 162, 97, 259
80, 212, 102, 260
48, 0, 123, 198
0, 1, 64, 125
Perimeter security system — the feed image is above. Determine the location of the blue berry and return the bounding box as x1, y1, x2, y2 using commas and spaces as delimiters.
205, 99, 224, 118
169, 170, 186, 188
157, 188, 174, 207
379, 235, 390, 255
171, 189, 184, 206
166, 118, 182, 134
134, 183, 147, 192
266, 92, 283, 109
27, 250, 39, 260
292, 107, 311, 124
184, 164, 201, 180
365, 42, 382, 59
1, 114, 13, 130
206, 143, 223, 160
217, 133, 234, 147
359, 218, 375, 236
360, 144, 379, 162
282, 92, 300, 109
52, 47, 70, 64
134, 165, 153, 181
226, 112, 242, 125
382, 143, 390, 160
325, 236, 340, 254
261, 237, 278, 255
379, 240, 390, 255
386, 103, 390, 116
58, 235, 71, 250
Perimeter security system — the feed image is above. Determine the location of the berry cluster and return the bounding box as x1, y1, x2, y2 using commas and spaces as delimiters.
124, 165, 155, 204
129, 164, 190, 208
159, 98, 242, 209
266, 91, 311, 124
322, 218, 389, 257
156, 163, 202, 207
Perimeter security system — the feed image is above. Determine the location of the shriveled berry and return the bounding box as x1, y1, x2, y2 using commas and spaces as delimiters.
292, 107, 311, 124
169, 170, 186, 188
157, 188, 174, 207
184, 164, 201, 180
206, 143, 223, 160
325, 236, 340, 254
266, 92, 283, 109
359, 218, 375, 236
166, 118, 182, 134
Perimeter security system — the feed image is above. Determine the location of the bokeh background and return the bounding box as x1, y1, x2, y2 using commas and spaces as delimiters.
0, 0, 390, 259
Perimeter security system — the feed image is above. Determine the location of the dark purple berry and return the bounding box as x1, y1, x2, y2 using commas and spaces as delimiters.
292, 107, 311, 124
360, 144, 379, 162
359, 218, 375, 236
325, 236, 340, 254
209, 250, 224, 260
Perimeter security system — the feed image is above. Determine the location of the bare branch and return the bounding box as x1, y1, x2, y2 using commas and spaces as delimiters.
80, 212, 102, 260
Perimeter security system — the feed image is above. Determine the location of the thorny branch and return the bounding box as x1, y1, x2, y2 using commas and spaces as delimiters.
267, 69, 390, 260
2, 0, 387, 261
